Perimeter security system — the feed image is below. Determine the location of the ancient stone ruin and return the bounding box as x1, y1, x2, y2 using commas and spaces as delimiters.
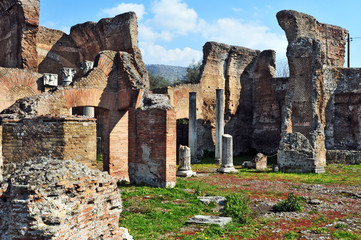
0, 0, 176, 188
0, 0, 360, 238
165, 10, 360, 172
0, 157, 124, 239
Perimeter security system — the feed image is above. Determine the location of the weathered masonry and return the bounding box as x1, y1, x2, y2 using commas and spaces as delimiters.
0, 158, 125, 240
1, 116, 97, 174
163, 10, 361, 170
0, 0, 176, 188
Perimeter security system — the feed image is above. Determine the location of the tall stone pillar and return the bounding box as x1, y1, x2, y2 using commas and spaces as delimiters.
276, 10, 348, 174
217, 134, 237, 173
215, 89, 224, 164
83, 106, 95, 118
189, 92, 197, 163
176, 145, 196, 177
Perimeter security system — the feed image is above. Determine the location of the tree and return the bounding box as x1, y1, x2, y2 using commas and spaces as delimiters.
149, 72, 170, 90
183, 60, 201, 84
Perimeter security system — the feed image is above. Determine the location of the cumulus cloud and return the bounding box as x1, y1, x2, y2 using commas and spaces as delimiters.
150, 0, 199, 35
200, 18, 287, 60
100, 0, 287, 67
99, 3, 146, 20
140, 42, 202, 66
139, 25, 173, 43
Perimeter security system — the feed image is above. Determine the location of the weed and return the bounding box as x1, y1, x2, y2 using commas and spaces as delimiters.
309, 226, 329, 234
194, 184, 203, 197
335, 222, 348, 229
204, 224, 226, 238
96, 152, 103, 163
223, 193, 252, 224
273, 192, 304, 212
332, 230, 361, 239
284, 231, 300, 239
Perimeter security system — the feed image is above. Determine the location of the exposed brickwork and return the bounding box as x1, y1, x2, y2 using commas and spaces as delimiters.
1, 116, 97, 173
108, 110, 129, 181
129, 108, 176, 187
1, 50, 176, 187
0, 0, 40, 71
0, 67, 42, 111
37, 26, 80, 81
0, 158, 124, 240
252, 50, 282, 153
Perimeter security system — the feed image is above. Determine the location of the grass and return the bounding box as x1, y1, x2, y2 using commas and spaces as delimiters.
273, 192, 304, 212
332, 230, 361, 239
223, 193, 252, 224
119, 154, 361, 239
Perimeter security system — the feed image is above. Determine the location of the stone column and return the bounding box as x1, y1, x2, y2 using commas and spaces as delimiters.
176, 145, 196, 177
189, 92, 198, 163
83, 106, 95, 118
215, 89, 224, 164
217, 134, 237, 173
60, 68, 76, 86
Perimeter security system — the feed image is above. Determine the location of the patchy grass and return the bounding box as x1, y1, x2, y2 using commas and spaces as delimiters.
119, 157, 361, 239
273, 192, 304, 212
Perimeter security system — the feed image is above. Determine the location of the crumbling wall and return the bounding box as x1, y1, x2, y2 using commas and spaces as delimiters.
0, 0, 40, 71
252, 50, 282, 153
129, 95, 176, 188
37, 26, 80, 83
0, 157, 125, 240
0, 67, 42, 111
37, 12, 149, 86
1, 116, 97, 174
277, 10, 348, 172
332, 68, 361, 150
1, 50, 176, 187
327, 150, 361, 165
199, 42, 260, 120
166, 42, 266, 155
0, 3, 148, 86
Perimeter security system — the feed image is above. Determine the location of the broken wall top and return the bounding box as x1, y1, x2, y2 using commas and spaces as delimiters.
0, 2, 149, 85
277, 10, 348, 67
70, 12, 139, 61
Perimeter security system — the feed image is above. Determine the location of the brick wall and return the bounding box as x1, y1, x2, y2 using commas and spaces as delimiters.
1, 116, 97, 173
0, 67, 42, 112
0, 158, 125, 240
129, 108, 176, 187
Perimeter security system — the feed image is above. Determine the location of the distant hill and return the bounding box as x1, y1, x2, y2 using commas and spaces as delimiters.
146, 64, 187, 83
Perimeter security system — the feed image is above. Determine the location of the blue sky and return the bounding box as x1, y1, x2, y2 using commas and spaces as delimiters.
40, 0, 361, 68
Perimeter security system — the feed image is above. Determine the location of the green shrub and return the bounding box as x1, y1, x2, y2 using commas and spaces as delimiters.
223, 193, 252, 224
273, 192, 304, 212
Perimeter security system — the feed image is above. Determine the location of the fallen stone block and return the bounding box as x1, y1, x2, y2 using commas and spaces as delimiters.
253, 153, 268, 170
198, 196, 227, 206
187, 215, 232, 227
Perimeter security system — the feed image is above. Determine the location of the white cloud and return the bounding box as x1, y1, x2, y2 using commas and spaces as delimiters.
99, 3, 146, 20
139, 25, 173, 42
140, 42, 202, 67
150, 0, 199, 35
200, 18, 287, 60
